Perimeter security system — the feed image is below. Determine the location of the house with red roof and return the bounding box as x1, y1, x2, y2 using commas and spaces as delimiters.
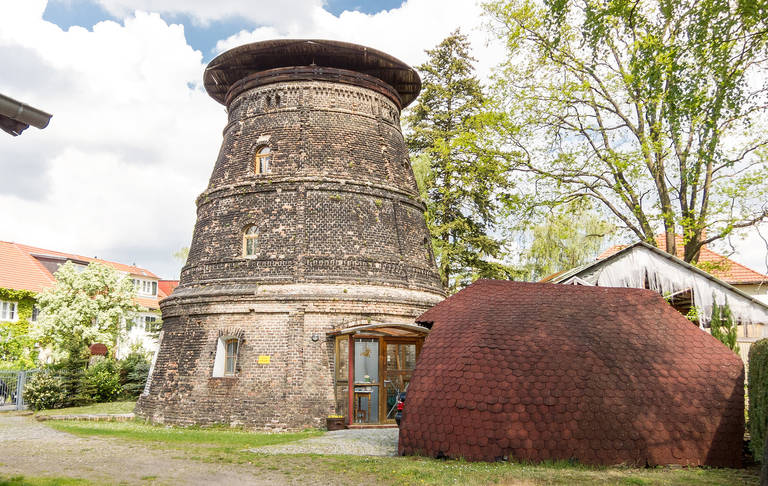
544, 236, 768, 362
0, 241, 179, 363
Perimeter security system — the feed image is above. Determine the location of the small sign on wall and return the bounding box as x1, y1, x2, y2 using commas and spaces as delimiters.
258, 355, 271, 364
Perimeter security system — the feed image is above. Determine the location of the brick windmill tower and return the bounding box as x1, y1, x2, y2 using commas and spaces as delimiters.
136, 40, 445, 429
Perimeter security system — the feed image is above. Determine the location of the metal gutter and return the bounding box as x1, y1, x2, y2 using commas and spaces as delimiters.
0, 93, 52, 136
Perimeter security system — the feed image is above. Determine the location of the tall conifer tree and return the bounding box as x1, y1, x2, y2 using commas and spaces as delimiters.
406, 30, 515, 292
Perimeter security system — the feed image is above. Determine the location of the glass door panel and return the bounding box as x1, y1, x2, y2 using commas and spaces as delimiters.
384, 342, 418, 421
354, 338, 379, 424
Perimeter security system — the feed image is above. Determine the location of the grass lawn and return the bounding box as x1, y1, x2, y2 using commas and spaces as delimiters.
34, 401, 136, 416
46, 420, 759, 485
0, 476, 92, 486
47, 420, 322, 449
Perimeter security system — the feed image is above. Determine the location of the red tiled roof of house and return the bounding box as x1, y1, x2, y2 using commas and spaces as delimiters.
401, 279, 743, 466
11, 242, 159, 279
158, 280, 179, 299
0, 241, 163, 310
0, 241, 56, 293
597, 234, 768, 284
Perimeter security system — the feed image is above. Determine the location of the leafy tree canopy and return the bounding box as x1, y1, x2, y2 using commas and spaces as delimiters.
407, 29, 518, 292
484, 0, 768, 263
35, 261, 139, 356
173, 247, 189, 265
521, 201, 615, 281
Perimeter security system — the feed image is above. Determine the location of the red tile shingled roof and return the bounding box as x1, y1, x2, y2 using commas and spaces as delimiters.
158, 280, 179, 299
598, 235, 768, 284
0, 241, 162, 310
0, 242, 55, 293
11, 242, 159, 279
400, 279, 744, 467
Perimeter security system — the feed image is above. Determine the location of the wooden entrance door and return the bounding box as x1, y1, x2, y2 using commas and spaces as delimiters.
335, 331, 425, 425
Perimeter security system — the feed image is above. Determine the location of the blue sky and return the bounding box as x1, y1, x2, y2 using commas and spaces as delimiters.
43, 0, 406, 61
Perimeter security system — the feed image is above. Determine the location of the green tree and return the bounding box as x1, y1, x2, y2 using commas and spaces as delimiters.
484, 0, 768, 263
710, 299, 740, 355
35, 261, 139, 357
407, 29, 516, 292
173, 246, 189, 266
522, 202, 614, 281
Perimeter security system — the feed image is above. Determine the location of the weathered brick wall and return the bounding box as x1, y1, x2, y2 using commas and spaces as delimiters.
181, 79, 440, 292
136, 285, 439, 429
136, 68, 445, 428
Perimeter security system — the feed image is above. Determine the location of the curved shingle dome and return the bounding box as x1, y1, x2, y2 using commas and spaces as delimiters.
398, 280, 744, 467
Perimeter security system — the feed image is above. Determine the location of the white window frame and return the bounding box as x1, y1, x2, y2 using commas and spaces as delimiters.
131, 278, 158, 297
128, 313, 159, 332
0, 301, 18, 322
144, 315, 159, 333
212, 336, 240, 377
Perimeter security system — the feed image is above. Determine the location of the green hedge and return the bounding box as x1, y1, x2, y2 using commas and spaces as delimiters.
749, 338, 768, 461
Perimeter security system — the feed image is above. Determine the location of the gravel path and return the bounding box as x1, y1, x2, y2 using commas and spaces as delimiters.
0, 414, 399, 485
0, 414, 353, 485
250, 428, 399, 456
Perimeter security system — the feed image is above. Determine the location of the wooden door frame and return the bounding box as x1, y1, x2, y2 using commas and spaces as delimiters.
343, 334, 425, 425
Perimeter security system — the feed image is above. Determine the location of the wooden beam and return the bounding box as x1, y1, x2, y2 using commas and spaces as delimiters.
347, 334, 354, 426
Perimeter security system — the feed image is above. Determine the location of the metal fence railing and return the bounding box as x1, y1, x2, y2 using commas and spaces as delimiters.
0, 369, 38, 411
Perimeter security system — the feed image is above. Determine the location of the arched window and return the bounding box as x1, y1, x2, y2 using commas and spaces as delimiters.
243, 226, 258, 256
254, 146, 271, 174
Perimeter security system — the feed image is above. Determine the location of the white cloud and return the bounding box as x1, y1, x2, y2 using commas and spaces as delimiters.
214, 0, 505, 81
0, 0, 224, 277
92, 0, 325, 26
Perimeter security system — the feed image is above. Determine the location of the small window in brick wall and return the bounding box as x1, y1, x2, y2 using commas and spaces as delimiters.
254, 145, 271, 174
243, 225, 258, 257
213, 336, 240, 377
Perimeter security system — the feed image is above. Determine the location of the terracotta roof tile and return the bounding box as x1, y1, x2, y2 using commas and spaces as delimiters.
11, 242, 159, 278
0, 241, 163, 310
400, 280, 744, 467
158, 280, 179, 299
0, 241, 56, 293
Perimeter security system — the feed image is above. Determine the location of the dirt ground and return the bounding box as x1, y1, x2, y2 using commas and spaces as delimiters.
0, 414, 352, 485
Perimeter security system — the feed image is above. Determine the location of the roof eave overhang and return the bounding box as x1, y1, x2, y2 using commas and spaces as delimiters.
556, 241, 768, 313
327, 322, 430, 337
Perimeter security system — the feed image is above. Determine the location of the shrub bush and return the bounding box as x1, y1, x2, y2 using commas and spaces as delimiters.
749, 338, 768, 461
24, 369, 67, 411
710, 300, 740, 355
77, 357, 122, 404
119, 351, 150, 399
54, 348, 90, 407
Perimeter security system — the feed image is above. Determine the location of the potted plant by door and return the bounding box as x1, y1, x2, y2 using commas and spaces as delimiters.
326, 415, 346, 431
